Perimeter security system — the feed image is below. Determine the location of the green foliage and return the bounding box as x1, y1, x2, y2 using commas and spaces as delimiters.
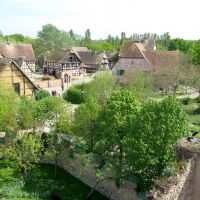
0, 83, 20, 132
35, 89, 51, 100
84, 71, 118, 105
195, 96, 200, 103
129, 96, 188, 189
194, 105, 200, 114
18, 97, 37, 130
168, 38, 190, 52
98, 90, 140, 186
63, 84, 85, 104
190, 40, 200, 65
86, 40, 115, 51
161, 166, 176, 177
72, 97, 101, 152
0, 162, 107, 199
5, 133, 43, 173
180, 97, 192, 105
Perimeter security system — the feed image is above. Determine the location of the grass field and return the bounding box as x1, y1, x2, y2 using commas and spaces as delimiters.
0, 160, 108, 200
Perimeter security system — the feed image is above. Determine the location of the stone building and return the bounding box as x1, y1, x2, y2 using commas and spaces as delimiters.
112, 41, 179, 82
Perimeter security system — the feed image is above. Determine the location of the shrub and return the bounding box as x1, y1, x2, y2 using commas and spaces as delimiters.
161, 166, 176, 177
195, 96, 200, 103
62, 85, 84, 104
194, 106, 200, 114
36, 90, 51, 100
180, 97, 192, 105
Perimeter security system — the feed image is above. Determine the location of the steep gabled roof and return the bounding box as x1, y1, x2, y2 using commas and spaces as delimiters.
13, 58, 34, 73
119, 41, 179, 68
0, 43, 35, 61
119, 42, 145, 58
47, 49, 81, 63
0, 58, 38, 89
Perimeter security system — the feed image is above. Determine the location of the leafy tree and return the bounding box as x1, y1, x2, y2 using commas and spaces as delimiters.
85, 29, 91, 44
18, 97, 37, 130
0, 83, 20, 132
84, 71, 118, 105
123, 67, 154, 102
99, 90, 140, 187
35, 90, 51, 100
190, 40, 200, 65
129, 96, 188, 189
168, 38, 190, 52
13, 133, 43, 173
72, 97, 101, 152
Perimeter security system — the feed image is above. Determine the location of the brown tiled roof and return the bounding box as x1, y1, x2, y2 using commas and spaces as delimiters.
119, 41, 179, 68
0, 43, 35, 61
119, 42, 145, 58
143, 51, 179, 68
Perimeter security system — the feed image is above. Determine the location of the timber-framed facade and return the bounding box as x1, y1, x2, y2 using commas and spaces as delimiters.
0, 58, 38, 98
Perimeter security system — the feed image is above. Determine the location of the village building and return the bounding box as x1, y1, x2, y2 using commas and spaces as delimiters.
0, 43, 36, 73
69, 47, 110, 73
0, 58, 38, 98
43, 47, 112, 81
43, 49, 81, 83
112, 40, 179, 82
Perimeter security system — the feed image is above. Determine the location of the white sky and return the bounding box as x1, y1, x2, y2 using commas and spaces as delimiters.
0, 0, 199, 40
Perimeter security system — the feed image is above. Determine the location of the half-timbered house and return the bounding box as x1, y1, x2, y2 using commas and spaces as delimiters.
0, 58, 38, 98
43, 49, 81, 83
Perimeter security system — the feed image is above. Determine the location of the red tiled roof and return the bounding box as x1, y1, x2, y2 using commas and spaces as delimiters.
119, 41, 179, 68
143, 51, 179, 68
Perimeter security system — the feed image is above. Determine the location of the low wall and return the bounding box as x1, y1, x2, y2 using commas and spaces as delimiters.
42, 149, 140, 200
148, 138, 200, 200
34, 79, 61, 89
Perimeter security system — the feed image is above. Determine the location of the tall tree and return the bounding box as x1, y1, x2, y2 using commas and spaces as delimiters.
129, 96, 188, 189
99, 90, 140, 187
85, 28, 91, 44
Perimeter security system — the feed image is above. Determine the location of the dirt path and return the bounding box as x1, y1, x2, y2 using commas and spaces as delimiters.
192, 158, 200, 200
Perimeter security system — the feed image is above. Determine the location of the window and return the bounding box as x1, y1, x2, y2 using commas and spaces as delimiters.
117, 69, 124, 76
13, 83, 20, 95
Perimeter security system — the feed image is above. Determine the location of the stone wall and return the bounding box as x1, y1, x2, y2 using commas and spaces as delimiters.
148, 138, 200, 200
34, 79, 61, 89
42, 149, 140, 200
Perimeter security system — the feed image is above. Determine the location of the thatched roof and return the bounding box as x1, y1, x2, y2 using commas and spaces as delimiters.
0, 43, 35, 61
78, 51, 106, 65
47, 49, 81, 62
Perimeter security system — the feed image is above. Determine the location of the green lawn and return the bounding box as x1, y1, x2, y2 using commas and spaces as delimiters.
181, 101, 200, 133
0, 161, 108, 200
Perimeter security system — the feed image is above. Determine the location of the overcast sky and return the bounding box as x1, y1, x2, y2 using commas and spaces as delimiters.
0, 0, 199, 40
